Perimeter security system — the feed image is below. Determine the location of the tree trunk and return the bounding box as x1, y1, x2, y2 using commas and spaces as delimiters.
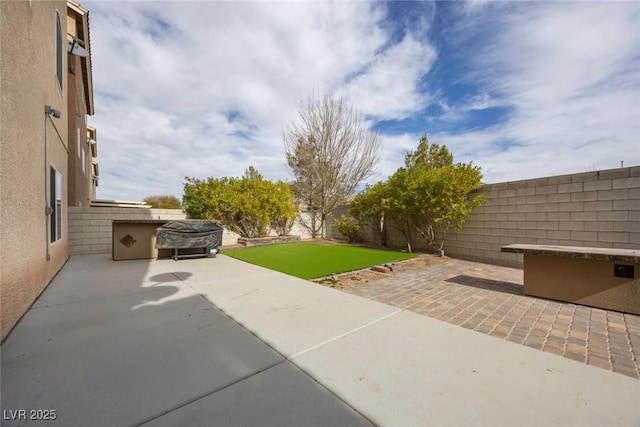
381, 215, 387, 246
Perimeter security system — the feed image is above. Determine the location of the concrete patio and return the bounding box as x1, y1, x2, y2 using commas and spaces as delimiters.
2, 254, 639, 426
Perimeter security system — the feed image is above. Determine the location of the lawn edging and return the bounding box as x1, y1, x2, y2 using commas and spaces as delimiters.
238, 235, 301, 247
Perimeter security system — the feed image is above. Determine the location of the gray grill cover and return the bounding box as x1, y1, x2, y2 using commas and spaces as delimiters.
156, 220, 223, 249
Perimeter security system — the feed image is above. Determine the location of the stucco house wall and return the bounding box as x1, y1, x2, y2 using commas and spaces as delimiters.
66, 1, 95, 207
1, 0, 70, 341
67, 47, 91, 206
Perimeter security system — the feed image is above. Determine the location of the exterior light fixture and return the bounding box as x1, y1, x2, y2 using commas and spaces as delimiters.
67, 36, 90, 58
44, 105, 61, 119
87, 138, 96, 145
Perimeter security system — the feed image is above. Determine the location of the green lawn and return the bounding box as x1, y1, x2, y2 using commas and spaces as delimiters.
224, 241, 416, 279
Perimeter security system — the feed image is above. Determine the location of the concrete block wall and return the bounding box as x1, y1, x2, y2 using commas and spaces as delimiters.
327, 166, 639, 268
325, 205, 350, 240
217, 214, 314, 246
442, 166, 640, 267
220, 227, 242, 247
69, 207, 316, 255
70, 166, 638, 262
68, 207, 186, 255
290, 212, 315, 240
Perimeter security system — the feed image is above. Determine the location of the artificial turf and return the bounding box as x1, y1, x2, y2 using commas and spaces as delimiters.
224, 241, 416, 279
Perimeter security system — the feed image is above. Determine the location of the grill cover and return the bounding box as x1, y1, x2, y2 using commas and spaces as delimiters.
156, 220, 223, 249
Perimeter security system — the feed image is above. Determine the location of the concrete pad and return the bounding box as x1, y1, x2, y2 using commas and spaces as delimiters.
33, 256, 188, 308
7, 253, 637, 427
187, 256, 400, 357
2, 283, 284, 426
293, 310, 640, 427
142, 361, 373, 427
155, 255, 274, 286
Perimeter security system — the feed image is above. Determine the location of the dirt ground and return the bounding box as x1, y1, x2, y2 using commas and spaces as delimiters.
313, 252, 449, 290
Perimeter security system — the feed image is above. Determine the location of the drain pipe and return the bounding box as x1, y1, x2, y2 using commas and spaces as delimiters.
44, 105, 61, 261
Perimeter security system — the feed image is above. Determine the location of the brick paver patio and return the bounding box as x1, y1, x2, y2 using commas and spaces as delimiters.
337, 257, 640, 379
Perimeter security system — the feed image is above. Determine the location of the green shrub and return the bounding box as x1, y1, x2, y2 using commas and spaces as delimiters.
142, 195, 182, 209
334, 215, 363, 243
182, 167, 297, 238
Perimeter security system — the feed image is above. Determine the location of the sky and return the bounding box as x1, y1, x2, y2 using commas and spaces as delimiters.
84, 0, 640, 202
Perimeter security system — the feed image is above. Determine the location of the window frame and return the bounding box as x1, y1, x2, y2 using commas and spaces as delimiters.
50, 166, 63, 243
55, 10, 63, 91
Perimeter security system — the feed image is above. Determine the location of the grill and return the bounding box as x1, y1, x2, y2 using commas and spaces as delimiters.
156, 220, 223, 261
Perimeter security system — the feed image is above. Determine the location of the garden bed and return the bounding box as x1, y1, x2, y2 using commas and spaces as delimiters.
237, 235, 301, 247
313, 253, 448, 289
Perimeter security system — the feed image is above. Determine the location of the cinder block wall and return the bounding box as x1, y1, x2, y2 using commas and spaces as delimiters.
68, 207, 186, 255
212, 214, 315, 246
69, 207, 316, 255
442, 166, 639, 267
328, 166, 639, 268
325, 205, 350, 239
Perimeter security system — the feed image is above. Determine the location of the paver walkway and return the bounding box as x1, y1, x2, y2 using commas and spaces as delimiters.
338, 257, 640, 379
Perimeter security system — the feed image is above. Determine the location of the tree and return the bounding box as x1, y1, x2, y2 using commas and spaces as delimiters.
267, 181, 298, 236
350, 181, 388, 246
382, 168, 418, 252
284, 94, 382, 238
404, 163, 485, 251
142, 195, 182, 209
387, 134, 485, 251
182, 167, 297, 238
333, 215, 363, 243
287, 136, 323, 238
403, 134, 453, 170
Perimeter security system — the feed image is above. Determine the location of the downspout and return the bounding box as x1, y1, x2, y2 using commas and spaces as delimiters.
44, 108, 51, 261
44, 105, 62, 261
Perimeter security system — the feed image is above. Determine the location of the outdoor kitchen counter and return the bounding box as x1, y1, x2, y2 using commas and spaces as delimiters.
501, 244, 640, 263
112, 220, 170, 261
501, 244, 640, 315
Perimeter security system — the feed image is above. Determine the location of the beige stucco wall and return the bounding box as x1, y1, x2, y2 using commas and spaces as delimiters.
524, 254, 639, 315
66, 9, 93, 207
1, 0, 70, 341
67, 50, 90, 206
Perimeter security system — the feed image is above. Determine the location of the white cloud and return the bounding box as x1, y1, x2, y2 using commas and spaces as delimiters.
340, 33, 437, 120
86, 1, 436, 200
377, 132, 420, 177
433, 92, 504, 124
427, 1, 640, 184
85, 1, 639, 201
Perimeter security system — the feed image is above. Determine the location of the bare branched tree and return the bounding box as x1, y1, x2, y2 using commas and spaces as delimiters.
284, 94, 382, 238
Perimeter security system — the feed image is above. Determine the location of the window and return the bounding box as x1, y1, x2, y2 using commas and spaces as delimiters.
55, 11, 63, 90
50, 166, 62, 243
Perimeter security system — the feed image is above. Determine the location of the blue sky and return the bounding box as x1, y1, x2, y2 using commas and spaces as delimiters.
85, 1, 640, 201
